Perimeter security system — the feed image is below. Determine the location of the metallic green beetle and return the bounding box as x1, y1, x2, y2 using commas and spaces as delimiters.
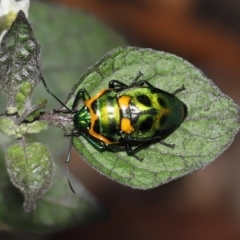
43, 72, 188, 161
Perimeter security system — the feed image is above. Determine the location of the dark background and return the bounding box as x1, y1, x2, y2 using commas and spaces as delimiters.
47, 0, 240, 239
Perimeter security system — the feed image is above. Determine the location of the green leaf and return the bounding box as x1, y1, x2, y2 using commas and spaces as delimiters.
24, 121, 48, 134
0, 10, 41, 108
62, 46, 240, 189
0, 117, 16, 136
5, 142, 54, 212
0, 160, 105, 233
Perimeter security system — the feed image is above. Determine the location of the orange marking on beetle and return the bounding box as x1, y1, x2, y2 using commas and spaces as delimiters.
121, 118, 134, 134
118, 96, 131, 111
118, 96, 134, 134
85, 89, 115, 144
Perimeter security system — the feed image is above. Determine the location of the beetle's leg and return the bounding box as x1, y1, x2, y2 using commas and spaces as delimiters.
124, 142, 143, 161
128, 71, 144, 87
55, 89, 91, 113
65, 130, 106, 150
65, 129, 107, 193
159, 140, 175, 148
72, 89, 91, 111
80, 132, 107, 151
64, 130, 106, 193
171, 85, 185, 95
109, 71, 144, 89
123, 139, 175, 161
117, 137, 143, 161
135, 80, 155, 88
64, 130, 79, 137
135, 80, 186, 96
108, 80, 128, 89
64, 130, 75, 193
41, 76, 72, 112
54, 109, 78, 114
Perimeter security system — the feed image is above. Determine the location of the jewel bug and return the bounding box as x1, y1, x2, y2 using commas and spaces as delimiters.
42, 72, 187, 162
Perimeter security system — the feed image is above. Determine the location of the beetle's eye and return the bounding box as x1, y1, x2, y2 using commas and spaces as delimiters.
137, 95, 152, 107
139, 116, 153, 132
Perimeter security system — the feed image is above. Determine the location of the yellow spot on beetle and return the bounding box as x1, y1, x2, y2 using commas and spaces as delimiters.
118, 96, 131, 111
121, 118, 134, 134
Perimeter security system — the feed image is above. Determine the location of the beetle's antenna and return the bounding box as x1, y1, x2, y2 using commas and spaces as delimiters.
66, 164, 75, 193
41, 76, 72, 112
65, 132, 75, 193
